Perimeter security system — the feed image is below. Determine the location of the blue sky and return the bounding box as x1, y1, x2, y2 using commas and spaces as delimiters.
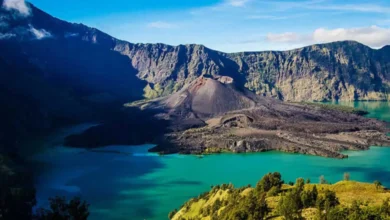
28, 0, 390, 52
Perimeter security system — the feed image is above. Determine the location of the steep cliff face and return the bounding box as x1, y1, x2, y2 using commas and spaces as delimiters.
114, 41, 390, 101
230, 41, 390, 101
113, 42, 243, 99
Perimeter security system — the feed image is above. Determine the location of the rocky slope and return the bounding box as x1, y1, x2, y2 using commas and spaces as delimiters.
115, 41, 390, 102
127, 77, 390, 158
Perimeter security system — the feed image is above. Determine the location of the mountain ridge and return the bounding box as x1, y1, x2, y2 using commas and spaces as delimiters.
1, 1, 390, 153
6, 2, 390, 102
24, 1, 390, 102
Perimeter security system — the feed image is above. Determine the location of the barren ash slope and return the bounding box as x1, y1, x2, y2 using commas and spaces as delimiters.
130, 76, 390, 158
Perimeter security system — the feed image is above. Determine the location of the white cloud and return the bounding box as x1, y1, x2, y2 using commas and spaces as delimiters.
248, 15, 286, 20
247, 13, 308, 21
376, 19, 390, 26
305, 4, 390, 13
313, 26, 390, 47
261, 0, 390, 14
65, 32, 80, 38
226, 0, 250, 7
29, 26, 52, 40
191, 0, 252, 14
266, 26, 390, 48
0, 33, 15, 39
2, 0, 31, 16
147, 21, 177, 29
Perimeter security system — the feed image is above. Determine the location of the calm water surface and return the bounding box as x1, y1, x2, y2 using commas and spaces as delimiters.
30, 102, 390, 220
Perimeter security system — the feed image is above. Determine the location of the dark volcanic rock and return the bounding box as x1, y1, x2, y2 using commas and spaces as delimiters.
131, 77, 390, 158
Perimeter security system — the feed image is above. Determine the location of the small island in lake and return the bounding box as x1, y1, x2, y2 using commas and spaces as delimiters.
124, 77, 390, 159
66, 77, 390, 159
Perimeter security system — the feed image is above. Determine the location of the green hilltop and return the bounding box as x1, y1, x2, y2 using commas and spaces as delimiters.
171, 173, 390, 220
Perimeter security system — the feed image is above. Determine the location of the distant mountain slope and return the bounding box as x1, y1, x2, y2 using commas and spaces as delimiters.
229, 42, 390, 101
116, 41, 390, 101
0, 1, 146, 152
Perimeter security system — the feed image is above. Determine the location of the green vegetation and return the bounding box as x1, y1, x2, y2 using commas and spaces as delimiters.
375, 180, 383, 190
343, 172, 350, 181
319, 175, 328, 184
256, 172, 284, 195
143, 80, 183, 99
124, 98, 150, 107
0, 154, 36, 219
143, 84, 160, 99
171, 173, 390, 220
300, 102, 369, 116
35, 196, 90, 220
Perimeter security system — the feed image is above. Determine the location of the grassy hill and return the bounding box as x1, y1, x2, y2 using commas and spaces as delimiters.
171, 173, 390, 220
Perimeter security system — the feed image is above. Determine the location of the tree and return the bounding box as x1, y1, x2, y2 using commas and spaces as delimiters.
277, 192, 301, 220
311, 186, 318, 203
316, 190, 339, 210
301, 188, 317, 208
231, 209, 249, 220
240, 191, 269, 220
256, 193, 269, 219
301, 191, 311, 208
267, 186, 280, 197
168, 209, 177, 219
343, 172, 350, 181
347, 200, 362, 220
291, 178, 305, 209
319, 175, 327, 184
35, 196, 89, 220
218, 190, 269, 220
212, 199, 222, 212
374, 180, 382, 190
256, 172, 283, 193
381, 198, 390, 216
306, 179, 311, 184
295, 178, 305, 193
324, 206, 348, 220
0, 185, 36, 220
0, 157, 37, 220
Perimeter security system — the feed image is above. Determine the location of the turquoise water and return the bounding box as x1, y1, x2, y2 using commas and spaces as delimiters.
31, 102, 390, 220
